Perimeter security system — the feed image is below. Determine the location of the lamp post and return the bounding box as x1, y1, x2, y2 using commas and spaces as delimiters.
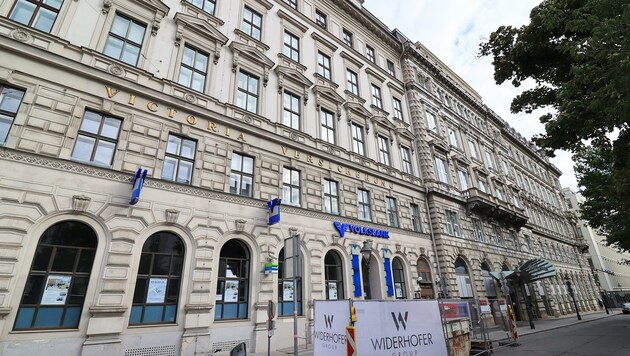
360, 240, 372, 299
565, 274, 582, 320
415, 276, 423, 299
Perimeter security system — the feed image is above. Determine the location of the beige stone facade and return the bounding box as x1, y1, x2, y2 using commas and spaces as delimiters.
0, 0, 597, 355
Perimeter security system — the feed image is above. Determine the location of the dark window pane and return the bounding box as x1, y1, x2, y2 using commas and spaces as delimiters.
167, 279, 180, 301
51, 248, 77, 272
21, 275, 45, 304
138, 254, 151, 275
133, 278, 148, 303
69, 277, 88, 298
31, 246, 52, 271
152, 255, 171, 275
170, 256, 183, 275
225, 260, 241, 278
76, 249, 95, 273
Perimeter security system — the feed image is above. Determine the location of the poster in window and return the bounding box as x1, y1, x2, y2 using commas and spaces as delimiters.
224, 280, 239, 302
395, 283, 403, 298
41, 275, 72, 305
147, 278, 167, 304
283, 281, 294, 301
328, 282, 338, 300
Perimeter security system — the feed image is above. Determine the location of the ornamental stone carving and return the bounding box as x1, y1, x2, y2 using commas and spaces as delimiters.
108, 64, 125, 76
235, 219, 246, 232
165, 209, 179, 224
11, 29, 31, 42
72, 195, 91, 212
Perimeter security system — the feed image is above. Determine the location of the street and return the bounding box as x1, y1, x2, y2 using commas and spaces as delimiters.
493, 315, 630, 355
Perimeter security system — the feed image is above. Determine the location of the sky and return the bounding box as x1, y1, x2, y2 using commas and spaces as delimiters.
362, 0, 579, 190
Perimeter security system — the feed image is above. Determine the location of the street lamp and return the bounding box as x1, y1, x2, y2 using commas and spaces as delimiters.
415, 276, 423, 299
360, 240, 372, 265
565, 274, 582, 320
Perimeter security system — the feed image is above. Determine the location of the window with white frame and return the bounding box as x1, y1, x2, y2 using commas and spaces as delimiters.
495, 184, 505, 201
387, 60, 395, 77
377, 135, 391, 166
317, 51, 332, 80
371, 84, 383, 109
392, 98, 403, 121
366, 45, 375, 63
315, 9, 327, 29
178, 46, 209, 92
9, 0, 63, 33
448, 127, 459, 148
468, 139, 478, 159
351, 123, 365, 155
426, 111, 438, 133
342, 28, 353, 47
401, 146, 413, 175
162, 134, 196, 184
71, 111, 122, 166
457, 169, 469, 191
512, 191, 521, 208
346, 69, 359, 95
386, 196, 399, 228
501, 158, 511, 176
445, 210, 462, 237
282, 91, 300, 129
323, 179, 339, 215
190, 0, 215, 15
485, 150, 495, 169
242, 6, 262, 41
103, 13, 146, 66
283, 31, 299, 62
320, 109, 335, 144
435, 157, 449, 183
410, 203, 422, 232
478, 176, 488, 193
230, 152, 254, 197
357, 189, 371, 221
492, 224, 503, 245
0, 84, 26, 145
283, 0, 297, 10
282, 167, 300, 206
237, 70, 259, 113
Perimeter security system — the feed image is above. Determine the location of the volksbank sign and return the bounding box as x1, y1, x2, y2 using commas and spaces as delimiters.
333, 222, 390, 239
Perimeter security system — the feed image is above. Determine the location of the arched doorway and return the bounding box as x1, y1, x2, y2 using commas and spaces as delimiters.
454, 258, 473, 299
392, 257, 407, 299
417, 257, 434, 299
362, 254, 382, 300
215, 239, 250, 320
324, 250, 344, 300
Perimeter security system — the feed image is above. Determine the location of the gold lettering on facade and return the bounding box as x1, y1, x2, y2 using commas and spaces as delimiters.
356, 171, 361, 178
167, 107, 177, 118
225, 127, 230, 137
381, 179, 386, 187
147, 102, 158, 112
346, 168, 352, 176
307, 155, 314, 164
207, 122, 218, 132
186, 115, 198, 125
365, 175, 370, 183
105, 86, 119, 98
281, 146, 288, 155
337, 165, 343, 173
294, 151, 300, 159
318, 159, 324, 167
237, 133, 246, 141
128, 95, 136, 105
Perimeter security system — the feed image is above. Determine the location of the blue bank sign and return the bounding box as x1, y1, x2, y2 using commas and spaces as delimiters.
333, 222, 390, 239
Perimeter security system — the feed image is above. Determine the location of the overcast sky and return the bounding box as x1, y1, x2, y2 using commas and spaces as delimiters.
362, 0, 578, 190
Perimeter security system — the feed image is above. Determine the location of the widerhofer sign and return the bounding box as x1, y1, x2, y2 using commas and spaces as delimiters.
313, 300, 350, 355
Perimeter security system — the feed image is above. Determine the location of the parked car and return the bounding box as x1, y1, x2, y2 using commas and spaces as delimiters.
622, 303, 630, 314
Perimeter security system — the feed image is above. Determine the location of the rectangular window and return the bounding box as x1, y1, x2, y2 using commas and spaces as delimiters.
378, 135, 391, 166
282, 91, 300, 129
426, 111, 438, 133
71, 111, 122, 166
283, 31, 299, 62
178, 46, 208, 92
242, 6, 262, 40
103, 14, 146, 66
457, 169, 469, 191
315, 9, 327, 29
468, 139, 478, 159
501, 158, 511, 176
9, 0, 63, 33
282, 167, 300, 206
283, 0, 297, 9
392, 98, 403, 121
435, 157, 449, 183
237, 71, 259, 113
387, 60, 395, 77
366, 45, 375, 63
320, 109, 335, 144
323, 179, 339, 215
230, 152, 254, 197
478, 177, 488, 194
493, 224, 503, 245
162, 134, 196, 184
386, 197, 399, 228
410, 203, 422, 232
0, 84, 25, 145
317, 51, 332, 80
445, 210, 461, 237
190, 0, 215, 15
342, 29, 353, 47
472, 218, 484, 241
357, 189, 371, 221
448, 127, 459, 148
346, 69, 359, 95
371, 84, 383, 109
351, 123, 365, 155
495, 184, 505, 201
485, 150, 495, 169
401, 146, 413, 175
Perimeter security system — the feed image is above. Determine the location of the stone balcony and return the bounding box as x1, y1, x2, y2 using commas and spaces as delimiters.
463, 188, 529, 229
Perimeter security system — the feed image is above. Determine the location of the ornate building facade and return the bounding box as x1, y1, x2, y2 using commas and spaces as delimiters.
0, 0, 597, 355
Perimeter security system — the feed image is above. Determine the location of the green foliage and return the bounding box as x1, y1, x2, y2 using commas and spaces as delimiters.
480, 0, 630, 250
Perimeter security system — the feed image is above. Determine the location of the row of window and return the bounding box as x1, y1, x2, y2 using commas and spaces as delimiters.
15, 221, 423, 330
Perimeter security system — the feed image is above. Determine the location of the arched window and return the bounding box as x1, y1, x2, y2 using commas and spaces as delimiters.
392, 257, 407, 299
417, 257, 434, 298
215, 239, 250, 320
324, 250, 344, 300
455, 258, 473, 299
130, 232, 184, 325
14, 221, 97, 330
481, 262, 497, 298
278, 248, 303, 316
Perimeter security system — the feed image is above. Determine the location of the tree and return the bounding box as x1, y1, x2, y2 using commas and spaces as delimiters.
480, 0, 630, 251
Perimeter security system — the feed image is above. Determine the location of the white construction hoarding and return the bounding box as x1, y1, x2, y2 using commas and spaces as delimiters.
313, 300, 350, 356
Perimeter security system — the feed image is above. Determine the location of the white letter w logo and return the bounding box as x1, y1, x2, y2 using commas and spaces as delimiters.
324, 314, 334, 329
391, 311, 408, 331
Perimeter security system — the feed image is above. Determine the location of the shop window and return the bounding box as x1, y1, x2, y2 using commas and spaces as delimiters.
455, 258, 473, 298
189, 0, 215, 16
14, 221, 97, 330
178, 45, 209, 93
242, 6, 262, 40
162, 134, 196, 184
282, 91, 300, 129
324, 251, 344, 300
392, 257, 407, 299
320, 109, 335, 144
236, 70, 259, 113
0, 84, 26, 145
323, 179, 339, 215
103, 13, 146, 66
71, 111, 122, 166
357, 188, 371, 221
9, 0, 63, 33
215, 239, 250, 320
229, 152, 254, 197
282, 167, 300, 206
277, 248, 302, 316
129, 232, 184, 325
